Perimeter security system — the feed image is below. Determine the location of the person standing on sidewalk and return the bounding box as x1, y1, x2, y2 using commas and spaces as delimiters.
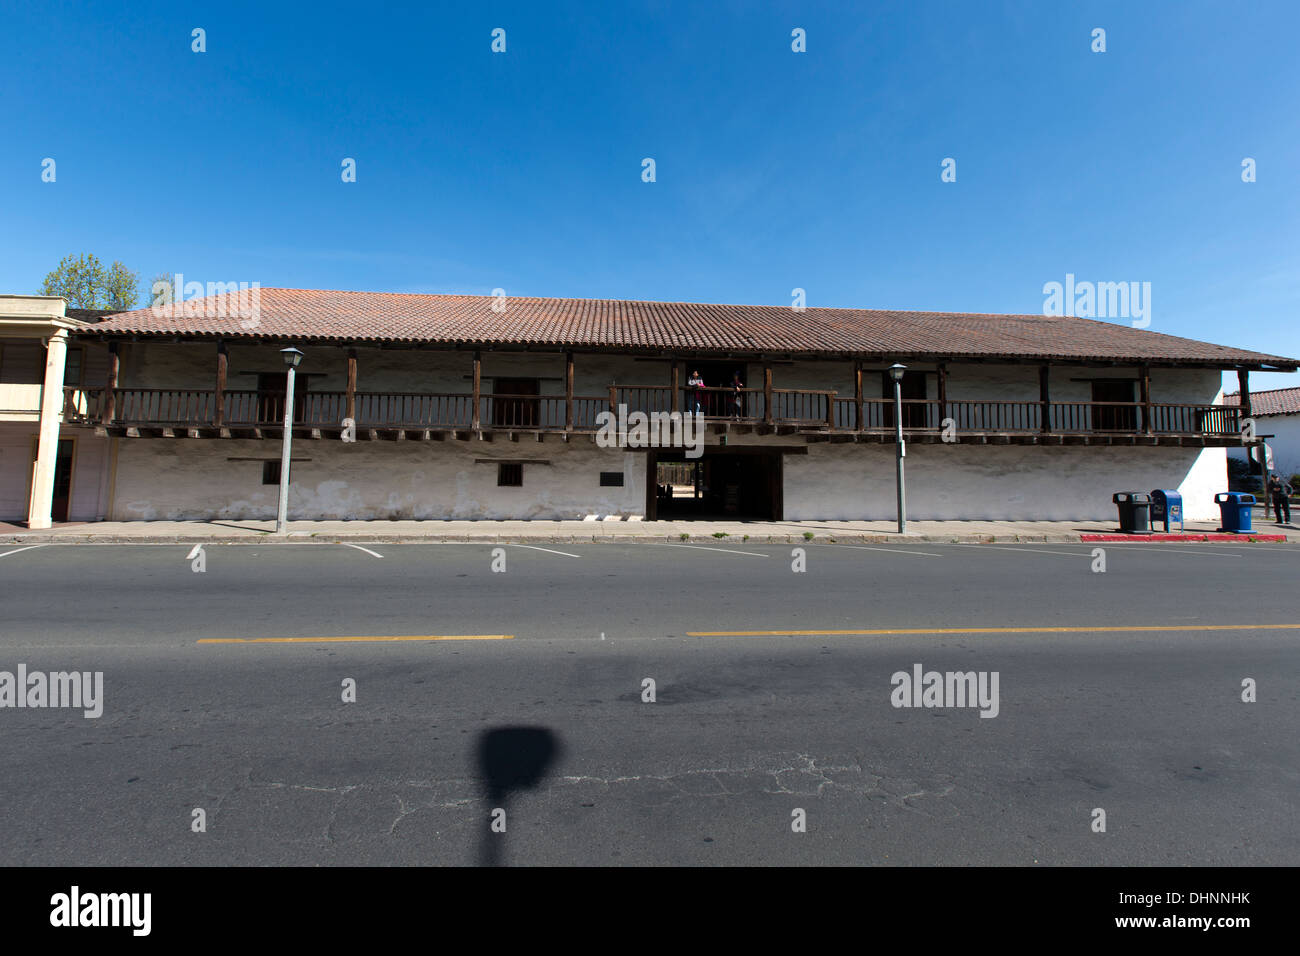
1267, 473, 1293, 524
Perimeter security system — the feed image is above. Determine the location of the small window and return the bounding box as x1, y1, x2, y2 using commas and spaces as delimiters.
262, 461, 281, 485
498, 462, 523, 487
599, 471, 624, 487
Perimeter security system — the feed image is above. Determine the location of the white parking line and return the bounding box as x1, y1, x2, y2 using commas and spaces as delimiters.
0, 545, 47, 559
652, 543, 771, 557
1098, 545, 1243, 558
342, 544, 384, 559
808, 543, 943, 557
947, 543, 1093, 558
507, 544, 581, 558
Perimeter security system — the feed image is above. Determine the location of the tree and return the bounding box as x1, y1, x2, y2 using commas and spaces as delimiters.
40, 254, 139, 310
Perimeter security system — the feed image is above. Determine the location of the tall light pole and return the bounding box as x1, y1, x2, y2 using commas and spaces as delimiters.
276, 347, 304, 535
888, 363, 907, 533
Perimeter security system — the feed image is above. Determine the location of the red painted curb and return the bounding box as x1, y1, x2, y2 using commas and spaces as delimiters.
1079, 533, 1288, 542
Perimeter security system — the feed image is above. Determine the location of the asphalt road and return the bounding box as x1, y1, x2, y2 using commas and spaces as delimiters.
1, 540, 1297, 866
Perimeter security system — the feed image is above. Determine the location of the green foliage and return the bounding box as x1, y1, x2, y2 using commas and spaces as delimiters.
39, 254, 139, 310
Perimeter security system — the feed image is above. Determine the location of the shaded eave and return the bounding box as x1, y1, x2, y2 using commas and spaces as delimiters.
70, 329, 1300, 372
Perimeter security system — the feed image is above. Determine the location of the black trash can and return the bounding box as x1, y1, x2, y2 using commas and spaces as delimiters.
1113, 492, 1153, 534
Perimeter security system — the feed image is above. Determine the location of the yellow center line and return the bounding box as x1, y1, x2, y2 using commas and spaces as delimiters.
688, 624, 1300, 637
198, 634, 513, 645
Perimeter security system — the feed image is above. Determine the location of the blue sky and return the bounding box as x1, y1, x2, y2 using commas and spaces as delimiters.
3, 0, 1297, 388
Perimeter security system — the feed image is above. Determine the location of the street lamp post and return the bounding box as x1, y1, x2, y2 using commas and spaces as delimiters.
888, 363, 907, 534
276, 347, 304, 535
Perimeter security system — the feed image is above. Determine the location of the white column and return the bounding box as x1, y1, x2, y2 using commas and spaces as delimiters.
27, 329, 69, 529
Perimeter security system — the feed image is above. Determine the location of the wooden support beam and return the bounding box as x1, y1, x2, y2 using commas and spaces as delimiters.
671, 362, 680, 414
608, 384, 617, 418
936, 362, 947, 429
214, 340, 227, 426
565, 351, 575, 432
102, 341, 119, 425
764, 364, 773, 425
855, 362, 864, 431
1237, 369, 1252, 422
1139, 364, 1152, 435
471, 350, 482, 431
825, 391, 836, 430
346, 348, 357, 424
1039, 365, 1050, 433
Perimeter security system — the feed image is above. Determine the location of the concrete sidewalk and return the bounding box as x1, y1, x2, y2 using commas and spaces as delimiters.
2, 517, 1296, 545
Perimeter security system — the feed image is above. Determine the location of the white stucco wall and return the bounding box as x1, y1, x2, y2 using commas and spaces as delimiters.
782, 443, 1227, 521
105, 431, 1229, 522
110, 437, 644, 520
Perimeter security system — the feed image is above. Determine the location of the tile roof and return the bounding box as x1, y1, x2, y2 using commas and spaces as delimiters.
66, 308, 117, 323
1224, 387, 1300, 416
81, 288, 1299, 368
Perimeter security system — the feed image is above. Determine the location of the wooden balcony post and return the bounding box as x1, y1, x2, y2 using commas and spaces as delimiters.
763, 363, 773, 425
670, 362, 679, 414
1038, 364, 1050, 433
826, 390, 836, 429
471, 350, 482, 431
936, 362, 947, 430
1237, 369, 1252, 424
1140, 364, 1152, 434
101, 341, 119, 425
854, 363, 864, 430
565, 351, 574, 431
346, 348, 357, 423
608, 384, 618, 417
213, 340, 227, 426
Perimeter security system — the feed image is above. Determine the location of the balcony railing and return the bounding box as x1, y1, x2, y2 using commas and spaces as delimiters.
63, 386, 1243, 439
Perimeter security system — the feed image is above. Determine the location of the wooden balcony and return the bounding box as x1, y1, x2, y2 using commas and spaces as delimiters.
62, 386, 1245, 446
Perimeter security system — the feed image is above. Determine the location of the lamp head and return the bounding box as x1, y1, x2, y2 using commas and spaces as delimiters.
887, 362, 907, 383
280, 347, 305, 368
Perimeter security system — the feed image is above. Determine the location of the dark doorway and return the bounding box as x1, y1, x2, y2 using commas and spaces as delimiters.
492, 377, 540, 428
684, 361, 748, 418
650, 450, 781, 519
881, 370, 929, 428
256, 372, 308, 424
34, 438, 75, 522
1091, 379, 1137, 431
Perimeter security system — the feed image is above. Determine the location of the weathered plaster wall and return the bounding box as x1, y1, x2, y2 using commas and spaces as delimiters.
783, 443, 1227, 521
111, 438, 644, 520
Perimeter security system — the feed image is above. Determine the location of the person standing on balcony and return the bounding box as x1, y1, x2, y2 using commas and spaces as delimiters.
688, 370, 705, 415
731, 371, 744, 420
1267, 473, 1292, 524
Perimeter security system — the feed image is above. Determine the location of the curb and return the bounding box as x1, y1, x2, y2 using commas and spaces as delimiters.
3, 533, 1295, 546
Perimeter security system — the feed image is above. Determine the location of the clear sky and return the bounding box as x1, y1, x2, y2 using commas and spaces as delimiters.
3, 0, 1297, 388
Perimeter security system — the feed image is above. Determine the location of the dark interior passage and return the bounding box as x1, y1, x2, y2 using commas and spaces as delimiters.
650, 450, 781, 519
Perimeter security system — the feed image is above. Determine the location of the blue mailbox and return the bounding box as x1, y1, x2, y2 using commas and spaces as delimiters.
1150, 490, 1183, 532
